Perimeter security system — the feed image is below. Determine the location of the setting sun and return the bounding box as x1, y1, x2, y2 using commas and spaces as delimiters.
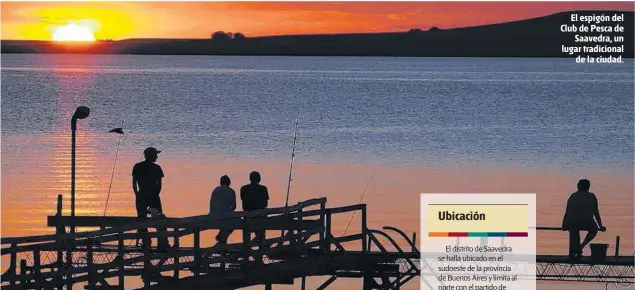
52, 23, 95, 42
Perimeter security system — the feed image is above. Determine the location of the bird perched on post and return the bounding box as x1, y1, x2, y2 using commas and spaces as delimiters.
108, 128, 124, 134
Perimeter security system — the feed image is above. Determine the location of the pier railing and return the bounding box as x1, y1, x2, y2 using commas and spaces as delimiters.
3, 196, 423, 289
1, 195, 633, 289
1, 196, 333, 288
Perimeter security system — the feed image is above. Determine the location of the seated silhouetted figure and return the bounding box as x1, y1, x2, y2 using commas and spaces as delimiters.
241, 171, 270, 244
209, 175, 237, 245
561, 179, 606, 260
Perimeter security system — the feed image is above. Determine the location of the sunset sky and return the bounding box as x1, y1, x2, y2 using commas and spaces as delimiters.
1, 1, 633, 41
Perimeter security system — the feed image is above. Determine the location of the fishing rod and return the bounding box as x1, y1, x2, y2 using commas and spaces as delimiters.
342, 171, 376, 236
284, 112, 300, 208
279, 113, 300, 242
103, 121, 125, 216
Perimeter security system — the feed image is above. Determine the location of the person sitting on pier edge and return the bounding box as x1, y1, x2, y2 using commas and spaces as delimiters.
132, 147, 171, 252
209, 175, 237, 245
561, 179, 606, 260
240, 171, 270, 244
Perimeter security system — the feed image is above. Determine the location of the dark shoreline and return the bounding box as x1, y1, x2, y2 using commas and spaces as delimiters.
2, 10, 633, 58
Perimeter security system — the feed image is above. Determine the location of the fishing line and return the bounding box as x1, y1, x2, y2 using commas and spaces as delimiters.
342, 171, 376, 236
285, 112, 300, 208
103, 121, 125, 216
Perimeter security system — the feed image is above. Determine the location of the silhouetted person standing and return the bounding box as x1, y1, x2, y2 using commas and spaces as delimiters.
210, 175, 236, 245
132, 147, 170, 251
562, 179, 606, 260
241, 171, 269, 243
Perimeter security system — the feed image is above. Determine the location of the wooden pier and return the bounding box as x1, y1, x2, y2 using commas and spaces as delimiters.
1, 196, 421, 289
1, 195, 633, 289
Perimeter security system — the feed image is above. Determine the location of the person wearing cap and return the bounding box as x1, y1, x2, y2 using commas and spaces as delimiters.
132, 147, 170, 251
209, 175, 237, 245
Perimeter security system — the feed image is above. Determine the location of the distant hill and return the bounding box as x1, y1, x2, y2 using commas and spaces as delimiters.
1, 10, 633, 57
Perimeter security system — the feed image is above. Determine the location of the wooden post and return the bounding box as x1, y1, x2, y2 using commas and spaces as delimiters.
10, 243, 16, 286
615, 236, 620, 256
412, 233, 417, 252
194, 227, 200, 277
258, 218, 266, 260
65, 242, 73, 290
363, 271, 373, 290
87, 239, 95, 288
118, 233, 125, 288
56, 194, 63, 215
361, 205, 370, 289
381, 275, 391, 289
55, 194, 64, 219
301, 276, 306, 290
56, 247, 63, 289
294, 208, 303, 245
361, 205, 368, 252
142, 232, 151, 288
324, 212, 332, 252
243, 223, 251, 264
55, 195, 64, 289
34, 246, 42, 289
174, 230, 180, 279
20, 259, 27, 287
318, 201, 326, 249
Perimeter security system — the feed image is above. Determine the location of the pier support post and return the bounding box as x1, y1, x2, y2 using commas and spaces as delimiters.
363, 271, 374, 290
118, 233, 125, 288
319, 200, 326, 249
615, 236, 620, 256
142, 232, 151, 288
87, 239, 95, 288
65, 243, 73, 290
34, 246, 42, 289
20, 259, 27, 287
55, 195, 64, 289
56, 195, 63, 218
194, 227, 201, 277
295, 207, 303, 246
361, 205, 368, 252
324, 212, 332, 251
10, 243, 16, 286
174, 231, 180, 279
243, 225, 251, 264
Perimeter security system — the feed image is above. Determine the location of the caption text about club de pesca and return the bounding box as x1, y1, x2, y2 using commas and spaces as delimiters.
561, 13, 626, 63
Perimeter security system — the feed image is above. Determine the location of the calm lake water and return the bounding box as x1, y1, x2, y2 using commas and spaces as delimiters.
1, 54, 633, 289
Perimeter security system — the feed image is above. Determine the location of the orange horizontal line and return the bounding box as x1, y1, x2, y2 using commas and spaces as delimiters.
428, 232, 448, 237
